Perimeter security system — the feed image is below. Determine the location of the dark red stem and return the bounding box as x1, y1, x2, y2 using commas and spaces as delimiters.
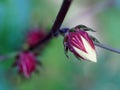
29, 0, 73, 50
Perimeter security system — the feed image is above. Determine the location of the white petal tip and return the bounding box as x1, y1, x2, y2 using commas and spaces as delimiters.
87, 57, 97, 63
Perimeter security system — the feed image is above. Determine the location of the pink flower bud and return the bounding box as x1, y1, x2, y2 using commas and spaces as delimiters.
26, 27, 46, 47
64, 28, 97, 62
15, 51, 39, 78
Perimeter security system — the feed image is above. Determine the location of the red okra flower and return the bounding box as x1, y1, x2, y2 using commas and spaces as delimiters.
26, 27, 46, 47
64, 25, 97, 62
14, 51, 40, 78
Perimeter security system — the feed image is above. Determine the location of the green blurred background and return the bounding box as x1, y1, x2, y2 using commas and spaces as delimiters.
0, 0, 120, 90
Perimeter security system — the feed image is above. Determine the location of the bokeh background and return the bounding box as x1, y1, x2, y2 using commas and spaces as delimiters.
0, 0, 120, 90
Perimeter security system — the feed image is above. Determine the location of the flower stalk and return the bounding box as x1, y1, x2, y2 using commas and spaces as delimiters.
29, 0, 73, 50
0, 0, 73, 61
94, 42, 120, 54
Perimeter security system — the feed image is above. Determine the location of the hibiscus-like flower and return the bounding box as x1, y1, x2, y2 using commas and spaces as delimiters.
14, 51, 41, 78
26, 27, 46, 47
63, 25, 97, 62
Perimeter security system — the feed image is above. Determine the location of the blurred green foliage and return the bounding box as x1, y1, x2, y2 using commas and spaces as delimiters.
0, 0, 120, 90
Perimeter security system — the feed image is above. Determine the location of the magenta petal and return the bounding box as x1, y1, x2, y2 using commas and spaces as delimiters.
78, 30, 95, 49
68, 32, 87, 53
26, 28, 46, 47
16, 52, 37, 78
64, 28, 97, 62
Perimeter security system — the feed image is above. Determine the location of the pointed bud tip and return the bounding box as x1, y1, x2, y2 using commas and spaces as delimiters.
89, 58, 97, 63
87, 55, 97, 63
